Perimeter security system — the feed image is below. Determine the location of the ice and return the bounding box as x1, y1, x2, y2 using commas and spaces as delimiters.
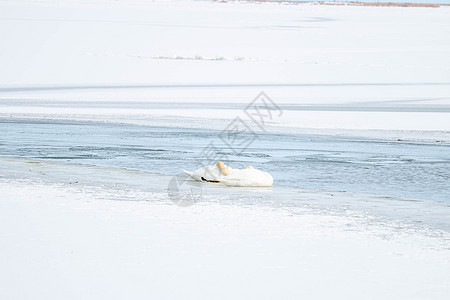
1, 157, 450, 299
1, 0, 450, 298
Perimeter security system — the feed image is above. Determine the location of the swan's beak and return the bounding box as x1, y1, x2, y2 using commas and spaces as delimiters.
246, 166, 253, 169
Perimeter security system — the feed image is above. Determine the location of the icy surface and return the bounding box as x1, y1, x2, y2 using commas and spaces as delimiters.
1, 0, 450, 298
1, 0, 450, 140
1, 158, 450, 299
1, 121, 449, 206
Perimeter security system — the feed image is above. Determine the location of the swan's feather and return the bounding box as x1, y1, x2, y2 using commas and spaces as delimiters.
183, 170, 194, 178
220, 169, 273, 187
183, 163, 273, 187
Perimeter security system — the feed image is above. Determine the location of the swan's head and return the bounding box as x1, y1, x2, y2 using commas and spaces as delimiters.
246, 166, 253, 169
216, 161, 230, 176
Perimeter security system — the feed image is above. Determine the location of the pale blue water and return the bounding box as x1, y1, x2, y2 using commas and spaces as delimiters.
1, 118, 450, 234
1, 119, 449, 204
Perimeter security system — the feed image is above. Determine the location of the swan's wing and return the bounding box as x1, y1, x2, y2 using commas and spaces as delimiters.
221, 169, 273, 187
195, 165, 223, 181
183, 170, 195, 178
186, 165, 223, 181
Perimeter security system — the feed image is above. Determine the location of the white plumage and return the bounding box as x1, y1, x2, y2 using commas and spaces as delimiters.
183, 164, 232, 182
184, 162, 273, 187
219, 168, 273, 187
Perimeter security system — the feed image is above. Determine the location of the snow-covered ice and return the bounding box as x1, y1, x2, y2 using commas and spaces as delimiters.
1, 157, 449, 299
1, 0, 450, 298
1, 0, 450, 140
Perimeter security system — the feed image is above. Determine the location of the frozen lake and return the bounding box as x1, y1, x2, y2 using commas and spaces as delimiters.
1, 117, 449, 232
1, 119, 449, 203
0, 0, 449, 234
1, 1, 450, 298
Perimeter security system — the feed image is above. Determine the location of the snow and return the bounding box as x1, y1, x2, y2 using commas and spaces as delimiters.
1, 0, 450, 298
1, 158, 449, 299
0, 0, 449, 140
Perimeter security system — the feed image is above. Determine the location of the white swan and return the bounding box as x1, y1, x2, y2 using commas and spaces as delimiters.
183, 162, 233, 182
184, 162, 273, 187
219, 166, 273, 187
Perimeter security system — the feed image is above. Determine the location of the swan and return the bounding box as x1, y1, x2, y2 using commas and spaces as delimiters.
219, 166, 273, 187
184, 162, 273, 187
183, 162, 233, 182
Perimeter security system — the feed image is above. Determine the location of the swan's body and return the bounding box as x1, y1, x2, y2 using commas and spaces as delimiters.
184, 162, 273, 187
220, 168, 273, 187
183, 163, 233, 182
